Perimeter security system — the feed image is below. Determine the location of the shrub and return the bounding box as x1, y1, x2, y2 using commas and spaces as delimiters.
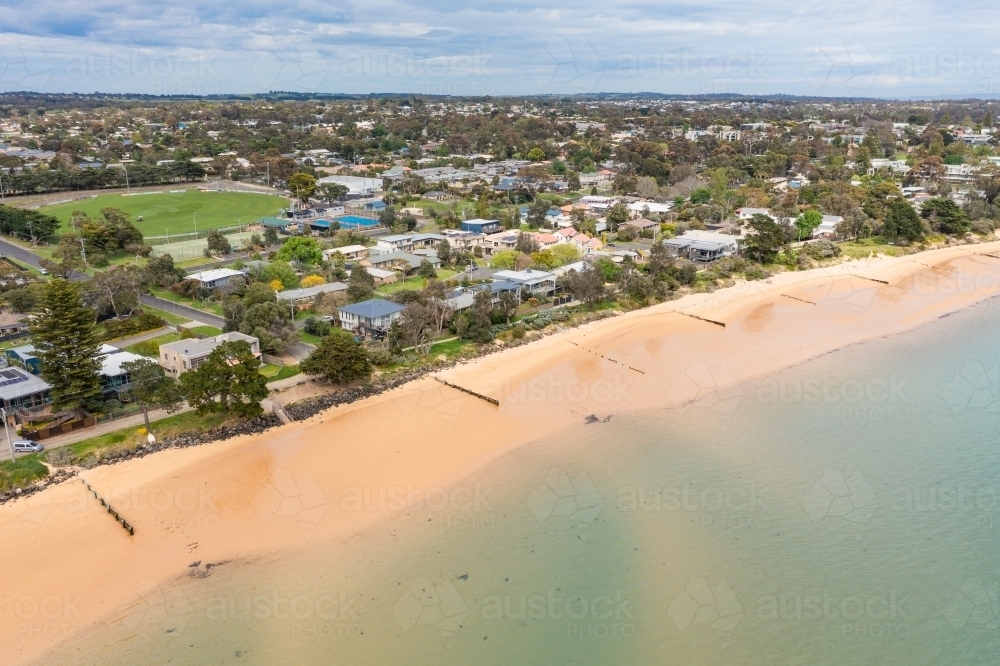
102, 311, 166, 339
303, 316, 331, 337
367, 348, 393, 366
301, 274, 326, 288
131, 339, 160, 357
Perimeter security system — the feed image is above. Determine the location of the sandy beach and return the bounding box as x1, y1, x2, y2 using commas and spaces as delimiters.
5, 240, 1000, 665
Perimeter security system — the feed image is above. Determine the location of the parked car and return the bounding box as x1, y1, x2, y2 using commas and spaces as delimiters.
13, 440, 43, 453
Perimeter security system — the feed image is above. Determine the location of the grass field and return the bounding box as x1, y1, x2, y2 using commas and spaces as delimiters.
39, 190, 287, 237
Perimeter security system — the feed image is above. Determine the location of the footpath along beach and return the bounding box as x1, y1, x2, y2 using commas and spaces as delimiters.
4, 241, 1000, 664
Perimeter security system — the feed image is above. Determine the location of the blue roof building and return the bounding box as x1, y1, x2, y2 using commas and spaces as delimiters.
461, 218, 501, 234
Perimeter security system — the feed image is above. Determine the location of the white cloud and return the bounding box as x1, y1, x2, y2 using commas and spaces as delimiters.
1, 0, 997, 96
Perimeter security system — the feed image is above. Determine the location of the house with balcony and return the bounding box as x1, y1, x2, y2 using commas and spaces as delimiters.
492, 268, 557, 297
158, 332, 261, 378
337, 299, 406, 336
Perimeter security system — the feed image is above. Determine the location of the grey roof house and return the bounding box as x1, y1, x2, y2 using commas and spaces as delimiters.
338, 299, 405, 336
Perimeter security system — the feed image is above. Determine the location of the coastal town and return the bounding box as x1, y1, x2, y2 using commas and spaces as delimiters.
0, 93, 998, 472
8, 0, 1000, 657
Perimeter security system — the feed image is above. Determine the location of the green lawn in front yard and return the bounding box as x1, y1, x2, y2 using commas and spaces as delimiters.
298, 331, 325, 346
376, 269, 460, 294
151, 289, 225, 316
50, 410, 230, 465
188, 325, 222, 337
0, 455, 48, 493
140, 305, 192, 326
261, 363, 301, 381
125, 332, 181, 356
838, 239, 908, 259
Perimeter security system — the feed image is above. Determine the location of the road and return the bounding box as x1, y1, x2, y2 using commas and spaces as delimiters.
140, 294, 226, 328
0, 237, 88, 280
139, 294, 315, 361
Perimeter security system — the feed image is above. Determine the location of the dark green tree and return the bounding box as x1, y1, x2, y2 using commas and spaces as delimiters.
300, 329, 373, 384
31, 279, 103, 410
263, 226, 279, 246
121, 358, 184, 434
606, 202, 629, 232
920, 198, 970, 235
206, 229, 232, 255
743, 214, 786, 264
456, 289, 494, 342
143, 253, 186, 288
527, 198, 548, 227
882, 199, 925, 243
179, 340, 268, 417
437, 240, 452, 266
347, 265, 375, 303
417, 259, 437, 278
239, 302, 298, 354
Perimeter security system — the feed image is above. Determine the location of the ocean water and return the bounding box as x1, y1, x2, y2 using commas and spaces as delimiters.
40, 297, 1000, 665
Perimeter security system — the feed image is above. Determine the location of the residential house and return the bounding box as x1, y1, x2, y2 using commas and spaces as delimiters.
0, 367, 51, 414
186, 268, 248, 290
663, 230, 740, 264
372, 235, 416, 254
811, 215, 844, 238
626, 201, 673, 218
276, 282, 349, 305
323, 245, 369, 262
492, 268, 557, 297
158, 332, 261, 378
362, 252, 441, 274
6, 344, 41, 374
622, 217, 660, 238
0, 313, 29, 337
441, 229, 485, 250
461, 219, 501, 234
337, 299, 406, 336
735, 207, 774, 221
483, 230, 520, 256
99, 344, 146, 401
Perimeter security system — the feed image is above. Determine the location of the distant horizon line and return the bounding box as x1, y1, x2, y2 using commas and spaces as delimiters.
3, 90, 1000, 105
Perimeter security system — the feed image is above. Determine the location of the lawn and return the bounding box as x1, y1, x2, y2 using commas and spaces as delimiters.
260, 363, 301, 381
838, 239, 908, 259
49, 410, 231, 465
39, 189, 287, 237
188, 325, 222, 337
140, 305, 192, 326
125, 332, 181, 356
376, 270, 460, 294
151, 288, 225, 316
0, 455, 48, 493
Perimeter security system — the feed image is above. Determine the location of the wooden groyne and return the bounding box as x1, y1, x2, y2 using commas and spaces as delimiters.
433, 377, 499, 406
81, 479, 135, 536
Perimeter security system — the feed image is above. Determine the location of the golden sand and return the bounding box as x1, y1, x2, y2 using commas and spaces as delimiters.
4, 241, 1000, 664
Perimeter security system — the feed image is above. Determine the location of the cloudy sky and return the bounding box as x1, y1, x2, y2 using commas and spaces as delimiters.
2, 1, 999, 98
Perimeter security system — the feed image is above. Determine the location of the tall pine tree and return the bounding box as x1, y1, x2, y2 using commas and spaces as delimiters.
31, 279, 103, 411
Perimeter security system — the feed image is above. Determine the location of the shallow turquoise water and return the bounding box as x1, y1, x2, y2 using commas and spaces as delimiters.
41, 297, 1000, 665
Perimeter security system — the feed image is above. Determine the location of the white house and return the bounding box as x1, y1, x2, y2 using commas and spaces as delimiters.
186, 268, 247, 289
323, 245, 369, 261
